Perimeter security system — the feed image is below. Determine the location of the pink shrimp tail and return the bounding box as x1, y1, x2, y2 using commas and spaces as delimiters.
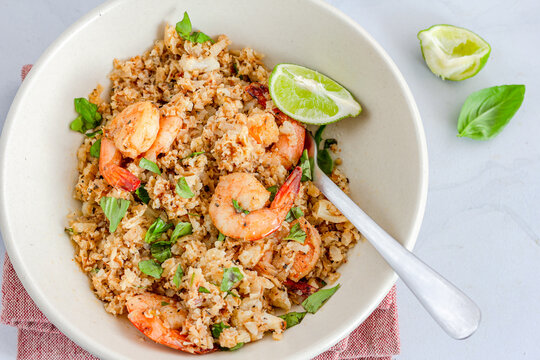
271, 166, 302, 210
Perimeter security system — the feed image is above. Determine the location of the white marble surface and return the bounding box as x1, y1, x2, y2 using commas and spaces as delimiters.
1, 0, 539, 359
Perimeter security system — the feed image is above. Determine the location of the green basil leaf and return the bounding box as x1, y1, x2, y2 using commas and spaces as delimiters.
323, 138, 337, 149
190, 31, 214, 43
86, 129, 103, 138
266, 185, 277, 202
284, 222, 306, 243
184, 151, 205, 159
170, 222, 193, 243
176, 177, 194, 198
135, 184, 150, 204
217, 232, 225, 242
198, 286, 210, 293
173, 264, 184, 288
232, 199, 249, 214
161, 301, 170, 306
317, 149, 334, 175
150, 241, 172, 263
99, 197, 130, 233
301, 284, 340, 314
139, 158, 161, 174
457, 84, 525, 140
70, 98, 102, 134
90, 138, 101, 158
220, 267, 243, 292
279, 311, 307, 329
299, 149, 312, 182
175, 12, 192, 37
222, 343, 244, 351
144, 218, 173, 243
175, 12, 214, 44
286, 207, 304, 222
138, 259, 163, 279
314, 125, 326, 148
211, 322, 230, 338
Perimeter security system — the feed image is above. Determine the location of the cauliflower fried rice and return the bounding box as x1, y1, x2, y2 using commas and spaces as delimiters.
67, 24, 361, 352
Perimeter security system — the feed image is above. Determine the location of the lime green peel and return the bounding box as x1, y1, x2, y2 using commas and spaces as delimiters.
418, 24, 491, 81
268, 64, 361, 125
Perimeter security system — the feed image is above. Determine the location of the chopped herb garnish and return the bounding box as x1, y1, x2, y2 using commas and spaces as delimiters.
175, 12, 215, 44
267, 185, 277, 202
184, 151, 205, 159
198, 286, 210, 293
226, 290, 239, 298
317, 149, 334, 175
314, 125, 326, 147
176, 177, 194, 198
139, 158, 161, 174
135, 185, 150, 204
86, 129, 103, 138
170, 222, 193, 243
89, 138, 101, 158
233, 62, 239, 74
138, 259, 163, 279
144, 218, 173, 243
211, 322, 230, 338
301, 284, 341, 314
173, 264, 184, 288
324, 138, 338, 149
92, 268, 100, 274
232, 199, 249, 215
70, 98, 102, 136
299, 149, 312, 182
99, 197, 130, 233
190, 272, 195, 286
284, 222, 306, 243
150, 241, 172, 263
217, 232, 225, 242
285, 207, 304, 222
161, 301, 170, 306
222, 343, 244, 351
64, 227, 74, 234
187, 213, 200, 217
279, 311, 307, 329
220, 267, 243, 292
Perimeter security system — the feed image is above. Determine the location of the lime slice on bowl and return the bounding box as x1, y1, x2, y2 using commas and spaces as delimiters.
417, 24, 491, 81
268, 63, 361, 125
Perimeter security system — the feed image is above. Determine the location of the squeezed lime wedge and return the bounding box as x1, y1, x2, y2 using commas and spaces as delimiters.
418, 24, 491, 81
268, 64, 361, 125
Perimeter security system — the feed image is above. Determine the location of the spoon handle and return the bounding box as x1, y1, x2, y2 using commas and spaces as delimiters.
313, 167, 481, 339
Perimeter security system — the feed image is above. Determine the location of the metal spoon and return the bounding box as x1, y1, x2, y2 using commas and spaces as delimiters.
305, 132, 480, 339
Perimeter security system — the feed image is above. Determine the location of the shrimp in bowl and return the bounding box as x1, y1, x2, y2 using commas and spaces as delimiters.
67, 14, 360, 355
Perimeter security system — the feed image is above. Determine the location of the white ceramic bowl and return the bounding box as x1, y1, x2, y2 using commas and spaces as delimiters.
0, 0, 427, 358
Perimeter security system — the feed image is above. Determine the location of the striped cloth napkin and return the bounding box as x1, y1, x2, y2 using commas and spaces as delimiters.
0, 65, 400, 360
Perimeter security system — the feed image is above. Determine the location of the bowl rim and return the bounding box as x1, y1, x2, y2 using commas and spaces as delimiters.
0, 0, 428, 358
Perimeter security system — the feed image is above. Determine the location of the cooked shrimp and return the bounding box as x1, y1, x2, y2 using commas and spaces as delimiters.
99, 101, 184, 190
209, 167, 302, 241
127, 293, 215, 354
99, 138, 141, 192
106, 101, 160, 159
246, 83, 305, 169
265, 113, 305, 169
142, 115, 183, 162
287, 217, 322, 282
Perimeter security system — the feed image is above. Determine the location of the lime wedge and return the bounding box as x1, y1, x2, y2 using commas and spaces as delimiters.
418, 24, 491, 81
268, 64, 361, 125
